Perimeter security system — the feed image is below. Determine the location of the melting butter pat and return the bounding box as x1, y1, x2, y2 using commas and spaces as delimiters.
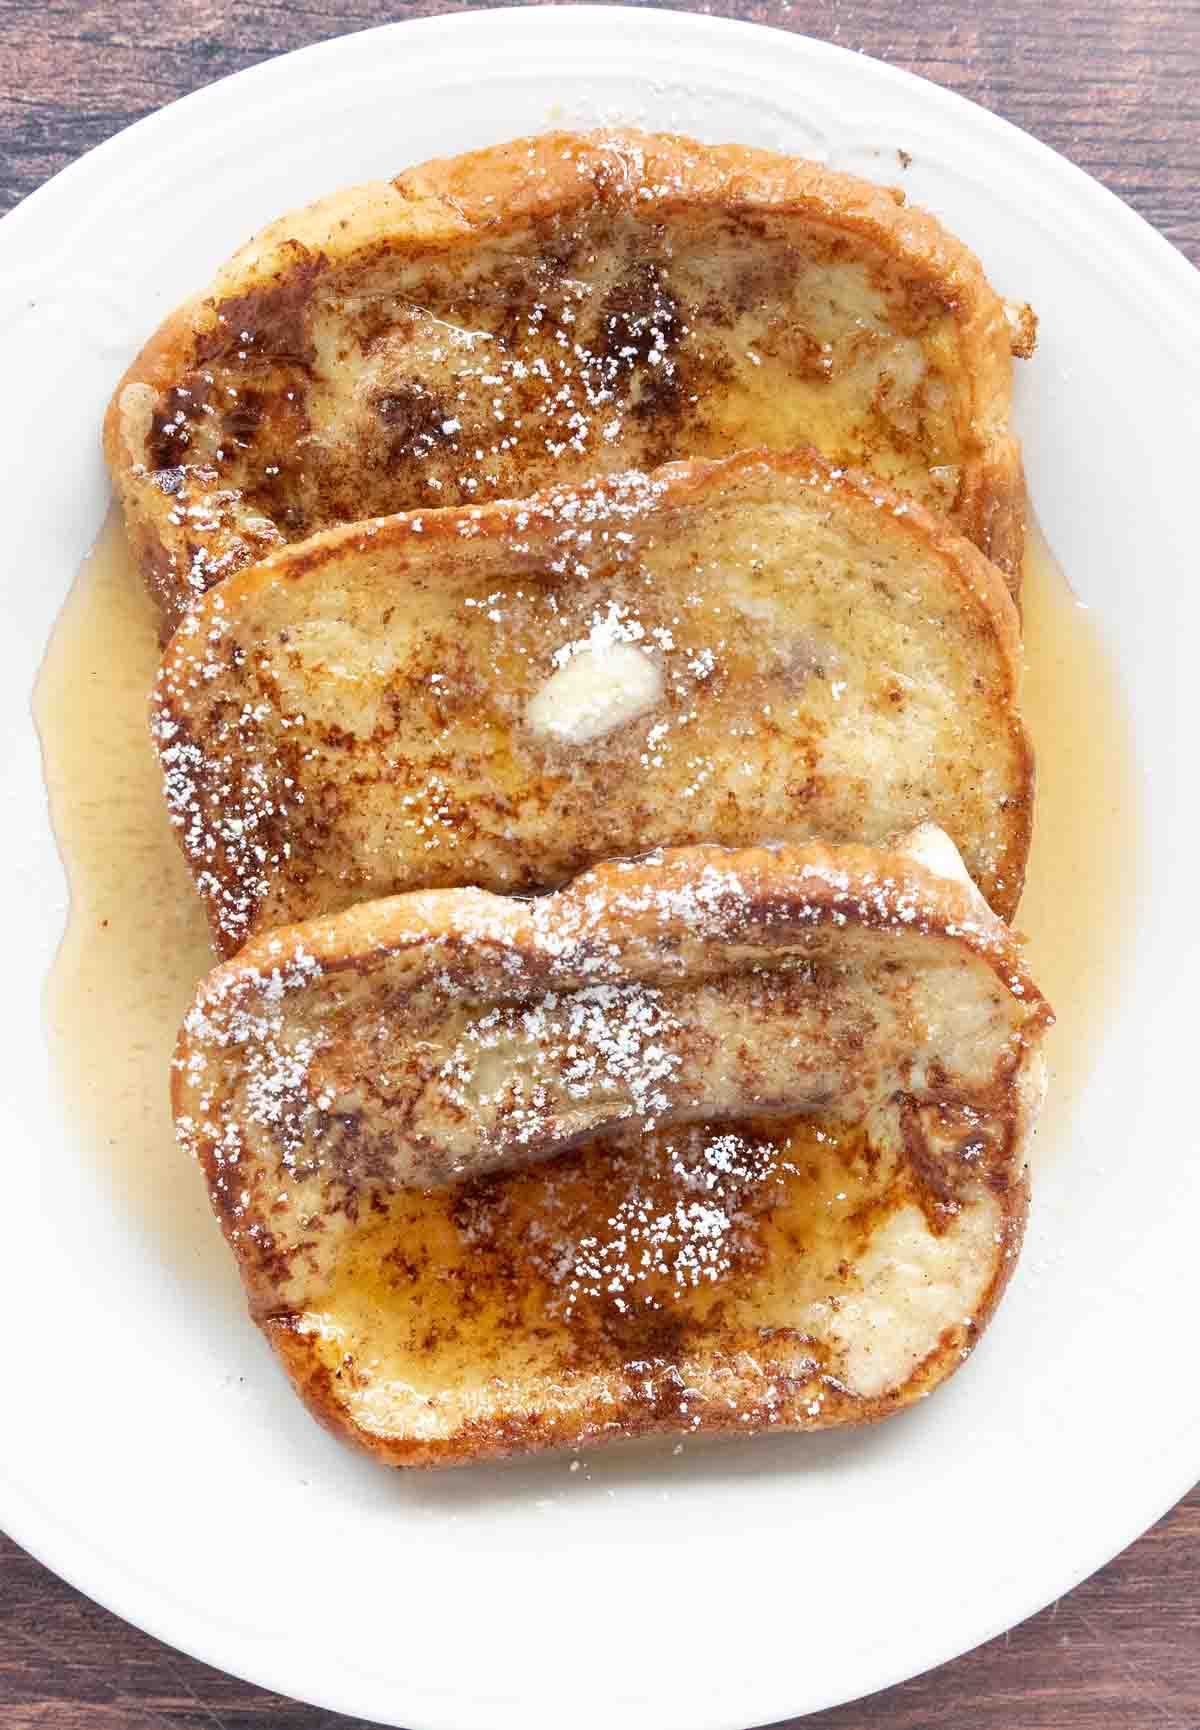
897, 821, 991, 915
526, 643, 663, 745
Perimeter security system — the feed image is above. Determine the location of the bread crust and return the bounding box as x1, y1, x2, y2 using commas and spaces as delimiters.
174, 836, 1050, 1468
106, 128, 1029, 636
152, 446, 1033, 955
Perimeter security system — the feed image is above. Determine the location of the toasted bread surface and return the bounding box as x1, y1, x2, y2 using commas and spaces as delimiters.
154, 448, 1031, 956
106, 128, 1029, 635
174, 833, 1050, 1467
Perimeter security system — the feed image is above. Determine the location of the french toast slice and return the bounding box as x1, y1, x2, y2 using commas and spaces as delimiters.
106, 127, 1033, 636
174, 830, 1051, 1468
154, 447, 1032, 957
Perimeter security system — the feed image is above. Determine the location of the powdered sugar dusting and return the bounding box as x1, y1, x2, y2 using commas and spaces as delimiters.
438, 981, 683, 1151
558, 1125, 797, 1317
175, 839, 1046, 1240
175, 947, 325, 1229
152, 446, 1028, 956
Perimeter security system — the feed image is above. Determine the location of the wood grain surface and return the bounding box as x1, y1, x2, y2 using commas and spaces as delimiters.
2, 2, 1197, 1727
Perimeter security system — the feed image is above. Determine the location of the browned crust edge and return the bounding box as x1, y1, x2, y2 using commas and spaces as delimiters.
177, 836, 1052, 1044
105, 127, 1029, 594
264, 1165, 1029, 1469
175, 836, 1046, 1468
155, 444, 1035, 941
102, 297, 200, 477
390, 130, 1026, 578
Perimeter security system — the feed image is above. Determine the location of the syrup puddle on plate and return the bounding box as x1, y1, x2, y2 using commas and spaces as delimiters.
35, 506, 220, 1274
34, 502, 1138, 1287
1015, 515, 1140, 1158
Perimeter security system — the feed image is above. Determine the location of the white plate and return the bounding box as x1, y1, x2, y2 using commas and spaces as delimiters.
3, 9, 1198, 1726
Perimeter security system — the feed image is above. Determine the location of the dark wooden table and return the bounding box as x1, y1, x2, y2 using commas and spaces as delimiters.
3, 2, 1198, 1725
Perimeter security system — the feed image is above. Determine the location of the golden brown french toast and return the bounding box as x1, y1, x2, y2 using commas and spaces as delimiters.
154, 448, 1031, 958
174, 831, 1051, 1468
106, 128, 1032, 636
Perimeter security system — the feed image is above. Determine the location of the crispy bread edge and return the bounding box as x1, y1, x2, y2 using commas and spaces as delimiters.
174, 836, 1047, 1468
389, 130, 1027, 580
105, 128, 1029, 591
175, 836, 1053, 1034
264, 1163, 1029, 1469
155, 445, 1034, 942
